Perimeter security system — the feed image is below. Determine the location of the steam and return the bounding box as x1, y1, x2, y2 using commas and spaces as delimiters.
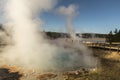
57, 4, 78, 39
0, 0, 97, 76
1, 0, 58, 70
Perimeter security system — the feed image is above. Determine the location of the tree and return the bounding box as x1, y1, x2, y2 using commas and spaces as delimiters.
114, 28, 118, 34
106, 31, 113, 44
106, 29, 120, 43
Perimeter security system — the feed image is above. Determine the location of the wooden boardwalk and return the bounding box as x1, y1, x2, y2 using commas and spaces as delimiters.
85, 42, 120, 52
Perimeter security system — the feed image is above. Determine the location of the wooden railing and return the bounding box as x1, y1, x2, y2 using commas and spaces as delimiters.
85, 42, 120, 52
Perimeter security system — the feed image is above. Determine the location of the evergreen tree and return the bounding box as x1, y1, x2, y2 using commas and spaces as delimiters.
114, 28, 118, 34
106, 31, 113, 44
106, 29, 120, 43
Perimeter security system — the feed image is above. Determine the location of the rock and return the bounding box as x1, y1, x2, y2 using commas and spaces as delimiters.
0, 68, 22, 80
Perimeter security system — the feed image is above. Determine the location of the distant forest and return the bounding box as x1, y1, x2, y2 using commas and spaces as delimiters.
46, 31, 106, 39
106, 28, 120, 44
0, 24, 106, 39
1, 24, 120, 45
77, 33, 106, 38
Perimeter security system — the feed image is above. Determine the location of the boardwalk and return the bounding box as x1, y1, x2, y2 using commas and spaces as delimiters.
85, 42, 120, 52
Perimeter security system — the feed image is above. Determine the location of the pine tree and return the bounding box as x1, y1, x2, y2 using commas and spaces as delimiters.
114, 28, 118, 34
106, 31, 113, 44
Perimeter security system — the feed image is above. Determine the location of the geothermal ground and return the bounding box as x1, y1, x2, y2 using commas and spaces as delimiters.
0, 41, 120, 80
0, 0, 120, 80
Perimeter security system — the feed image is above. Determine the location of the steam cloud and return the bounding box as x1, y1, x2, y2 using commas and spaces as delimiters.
0, 0, 97, 76
1, 0, 58, 70
57, 4, 78, 39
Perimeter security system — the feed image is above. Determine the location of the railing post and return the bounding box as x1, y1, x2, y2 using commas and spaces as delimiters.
118, 45, 120, 54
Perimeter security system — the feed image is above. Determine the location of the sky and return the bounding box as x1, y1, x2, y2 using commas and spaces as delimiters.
1, 0, 120, 34
41, 0, 120, 34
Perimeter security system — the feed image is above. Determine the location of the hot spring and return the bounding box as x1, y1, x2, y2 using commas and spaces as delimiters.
0, 0, 97, 80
